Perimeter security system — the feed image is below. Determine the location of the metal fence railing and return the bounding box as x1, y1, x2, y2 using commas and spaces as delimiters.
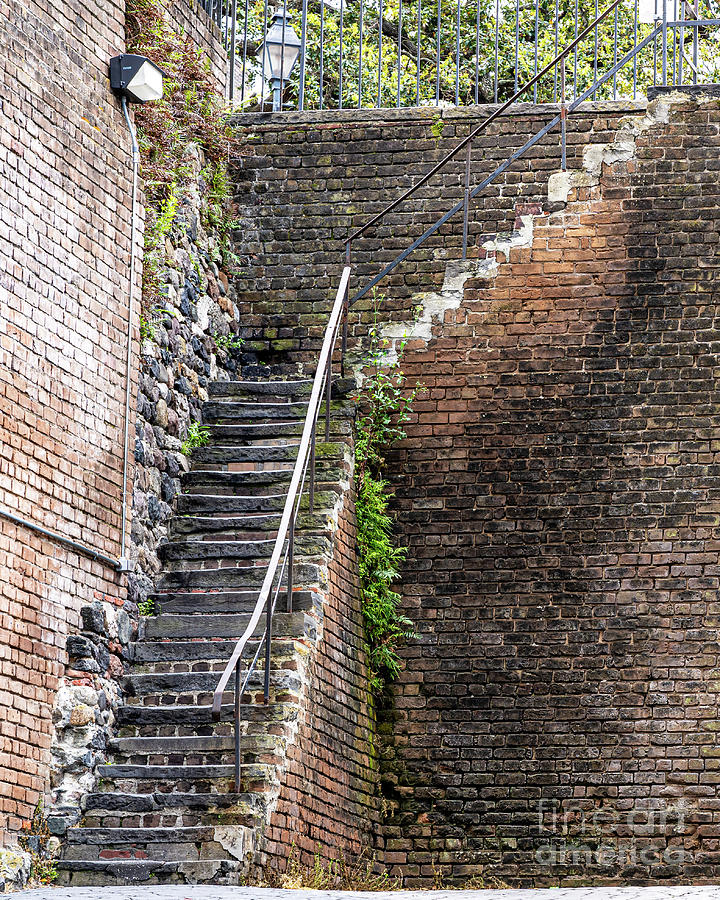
207, 0, 720, 110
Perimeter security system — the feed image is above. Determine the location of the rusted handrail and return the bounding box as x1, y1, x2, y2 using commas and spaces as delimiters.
212, 265, 351, 789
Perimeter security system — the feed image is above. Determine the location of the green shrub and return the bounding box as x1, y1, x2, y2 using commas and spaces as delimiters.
181, 421, 210, 455
355, 306, 422, 692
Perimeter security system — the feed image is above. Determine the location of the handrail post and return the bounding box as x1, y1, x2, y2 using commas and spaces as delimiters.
286, 516, 295, 613
341, 244, 351, 378
662, 0, 668, 83
325, 358, 332, 442
309, 422, 316, 512
234, 662, 241, 792
462, 140, 472, 260
264, 596, 272, 699
560, 58, 567, 172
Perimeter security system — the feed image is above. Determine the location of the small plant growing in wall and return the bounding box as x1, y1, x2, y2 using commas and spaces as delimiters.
355, 303, 422, 692
213, 331, 245, 353
181, 421, 210, 456
18, 801, 58, 886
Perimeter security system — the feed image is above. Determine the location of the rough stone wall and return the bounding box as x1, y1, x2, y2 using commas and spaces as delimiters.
261, 490, 381, 872
378, 94, 720, 886
0, 0, 227, 847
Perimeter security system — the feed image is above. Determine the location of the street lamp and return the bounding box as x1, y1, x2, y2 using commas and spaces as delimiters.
258, 9, 302, 111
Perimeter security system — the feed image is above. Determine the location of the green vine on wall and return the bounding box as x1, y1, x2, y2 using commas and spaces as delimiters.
125, 0, 240, 305
355, 309, 422, 692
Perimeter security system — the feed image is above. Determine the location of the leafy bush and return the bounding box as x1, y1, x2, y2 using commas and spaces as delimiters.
181, 421, 210, 455
355, 307, 422, 692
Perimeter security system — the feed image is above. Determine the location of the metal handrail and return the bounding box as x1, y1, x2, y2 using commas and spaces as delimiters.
212, 265, 351, 790
346, 0, 628, 247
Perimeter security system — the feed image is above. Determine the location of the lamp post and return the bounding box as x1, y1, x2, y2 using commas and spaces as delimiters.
109, 54, 164, 573
258, 9, 302, 111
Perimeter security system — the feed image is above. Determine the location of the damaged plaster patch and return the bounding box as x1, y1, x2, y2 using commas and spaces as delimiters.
482, 213, 535, 261
548, 92, 689, 203
357, 257, 497, 372
214, 825, 249, 861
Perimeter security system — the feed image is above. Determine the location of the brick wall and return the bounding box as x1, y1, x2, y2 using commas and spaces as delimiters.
0, 0, 226, 846
230, 96, 720, 884
166, 0, 228, 95
262, 490, 381, 872
380, 96, 720, 886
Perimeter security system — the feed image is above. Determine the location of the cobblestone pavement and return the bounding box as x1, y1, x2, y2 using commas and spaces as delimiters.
14, 886, 720, 900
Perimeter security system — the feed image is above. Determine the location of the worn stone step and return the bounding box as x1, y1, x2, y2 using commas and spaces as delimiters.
61, 824, 252, 864
202, 400, 310, 423
123, 669, 302, 702
209, 379, 313, 399
108, 733, 285, 766
168, 512, 330, 540
116, 701, 299, 728
158, 536, 332, 571
56, 858, 245, 886
182, 466, 345, 497
130, 632, 306, 666
82, 791, 268, 821
175, 489, 338, 517
205, 419, 351, 444
155, 561, 323, 592
189, 439, 345, 469
94, 764, 277, 793
149, 589, 316, 616
142, 610, 312, 641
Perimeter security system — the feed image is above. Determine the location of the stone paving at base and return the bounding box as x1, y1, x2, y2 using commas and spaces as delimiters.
14, 886, 720, 900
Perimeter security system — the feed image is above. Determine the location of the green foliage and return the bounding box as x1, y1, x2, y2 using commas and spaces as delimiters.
138, 596, 156, 616
19, 801, 58, 886
125, 0, 239, 305
181, 421, 211, 455
355, 304, 422, 692
238, 0, 720, 110
139, 314, 156, 342
213, 331, 246, 353
430, 114, 445, 139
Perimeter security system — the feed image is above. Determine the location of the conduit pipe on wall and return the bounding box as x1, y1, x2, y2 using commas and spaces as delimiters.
0, 507, 122, 571
118, 95, 139, 575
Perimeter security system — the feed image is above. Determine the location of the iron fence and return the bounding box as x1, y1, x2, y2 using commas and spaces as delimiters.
206, 0, 720, 109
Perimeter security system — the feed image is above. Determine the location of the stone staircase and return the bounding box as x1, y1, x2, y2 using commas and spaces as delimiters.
57, 373, 354, 885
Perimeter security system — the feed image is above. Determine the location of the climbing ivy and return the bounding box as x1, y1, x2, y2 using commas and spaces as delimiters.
125, 0, 240, 304
355, 309, 422, 692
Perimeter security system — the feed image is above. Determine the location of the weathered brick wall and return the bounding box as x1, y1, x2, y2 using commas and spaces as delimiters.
261, 489, 381, 872
231, 96, 720, 885
165, 0, 228, 94
379, 96, 720, 886
231, 101, 644, 359
0, 0, 226, 847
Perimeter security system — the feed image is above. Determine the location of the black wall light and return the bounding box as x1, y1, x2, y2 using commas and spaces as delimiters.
109, 54, 165, 573
110, 53, 165, 103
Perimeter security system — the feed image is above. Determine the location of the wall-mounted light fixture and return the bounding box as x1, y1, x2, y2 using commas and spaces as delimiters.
110, 53, 165, 103
109, 54, 165, 573
257, 10, 302, 111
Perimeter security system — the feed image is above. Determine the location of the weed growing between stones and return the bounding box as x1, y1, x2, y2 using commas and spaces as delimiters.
125, 0, 240, 305
18, 801, 58, 887
355, 304, 422, 692
181, 421, 211, 455
266, 844, 399, 891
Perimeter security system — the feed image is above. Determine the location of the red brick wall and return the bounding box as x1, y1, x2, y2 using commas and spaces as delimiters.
262, 489, 381, 872
380, 97, 720, 886
0, 0, 226, 846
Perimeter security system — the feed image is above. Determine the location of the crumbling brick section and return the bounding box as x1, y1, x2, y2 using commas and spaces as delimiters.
380, 97, 720, 886
262, 492, 380, 873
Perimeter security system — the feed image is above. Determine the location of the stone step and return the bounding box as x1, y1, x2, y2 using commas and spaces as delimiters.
209, 379, 312, 399
61, 824, 251, 864
155, 561, 322, 592
175, 489, 339, 517
205, 419, 351, 444
149, 589, 316, 616
123, 669, 302, 702
142, 610, 311, 641
116, 701, 298, 729
168, 512, 330, 540
181, 466, 345, 497
189, 440, 346, 473
158, 536, 332, 572
56, 857, 245, 886
130, 632, 305, 666
93, 763, 278, 794
202, 400, 311, 423
108, 733, 285, 766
